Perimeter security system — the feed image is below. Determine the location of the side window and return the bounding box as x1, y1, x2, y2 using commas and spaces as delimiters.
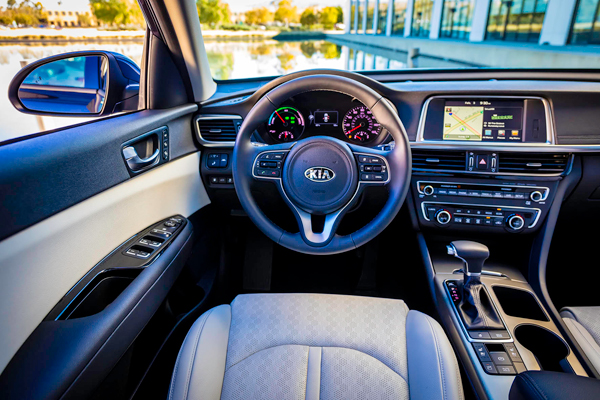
1, 0, 146, 143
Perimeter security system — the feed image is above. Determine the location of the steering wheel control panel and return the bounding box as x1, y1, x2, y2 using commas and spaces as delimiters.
413, 179, 557, 234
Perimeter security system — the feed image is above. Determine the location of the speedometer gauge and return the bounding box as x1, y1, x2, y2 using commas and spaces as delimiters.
267, 107, 305, 142
342, 106, 382, 143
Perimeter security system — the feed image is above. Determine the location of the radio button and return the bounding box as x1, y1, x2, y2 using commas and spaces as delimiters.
423, 185, 434, 195
503, 193, 515, 199
436, 210, 452, 225
468, 191, 481, 197
458, 190, 469, 196
437, 189, 448, 195
448, 190, 458, 195
493, 192, 504, 198
481, 191, 493, 197
515, 192, 527, 200
530, 191, 543, 202
507, 215, 525, 231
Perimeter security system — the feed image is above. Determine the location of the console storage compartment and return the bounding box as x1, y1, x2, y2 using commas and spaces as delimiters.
493, 286, 549, 322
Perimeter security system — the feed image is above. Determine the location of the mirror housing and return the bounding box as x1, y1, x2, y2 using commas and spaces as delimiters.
8, 51, 140, 117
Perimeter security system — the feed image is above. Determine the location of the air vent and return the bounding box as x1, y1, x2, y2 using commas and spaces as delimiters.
498, 153, 569, 174
412, 149, 467, 172
197, 117, 240, 142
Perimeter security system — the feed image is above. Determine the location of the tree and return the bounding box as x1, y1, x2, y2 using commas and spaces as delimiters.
319, 6, 339, 29
274, 0, 297, 25
299, 7, 317, 27
244, 7, 272, 25
197, 0, 230, 29
77, 13, 92, 26
335, 5, 343, 23
7, 0, 16, 9
90, 0, 131, 26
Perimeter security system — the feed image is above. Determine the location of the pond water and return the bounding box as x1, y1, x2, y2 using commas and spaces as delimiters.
0, 38, 468, 142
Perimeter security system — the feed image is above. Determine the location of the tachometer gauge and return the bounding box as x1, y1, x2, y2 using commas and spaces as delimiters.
342, 106, 382, 143
268, 107, 305, 142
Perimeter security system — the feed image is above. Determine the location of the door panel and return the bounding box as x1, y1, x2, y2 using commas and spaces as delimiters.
0, 152, 209, 374
0, 104, 197, 240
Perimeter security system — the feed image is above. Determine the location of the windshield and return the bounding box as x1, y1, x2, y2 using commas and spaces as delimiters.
204, 0, 600, 80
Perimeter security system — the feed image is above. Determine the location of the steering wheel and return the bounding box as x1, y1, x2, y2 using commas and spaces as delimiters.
232, 74, 411, 255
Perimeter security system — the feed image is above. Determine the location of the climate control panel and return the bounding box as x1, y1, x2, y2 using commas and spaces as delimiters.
422, 202, 540, 232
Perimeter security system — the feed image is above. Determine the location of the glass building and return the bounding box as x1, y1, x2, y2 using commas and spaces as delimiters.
440, 0, 476, 39
377, 1, 389, 34
412, 0, 435, 37
346, 0, 587, 48
486, 0, 548, 42
570, 0, 600, 44
392, 0, 408, 35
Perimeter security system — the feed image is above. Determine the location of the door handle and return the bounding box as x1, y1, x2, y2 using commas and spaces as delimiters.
123, 146, 159, 172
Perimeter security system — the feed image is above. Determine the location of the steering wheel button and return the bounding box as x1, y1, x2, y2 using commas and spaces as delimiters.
358, 156, 369, 163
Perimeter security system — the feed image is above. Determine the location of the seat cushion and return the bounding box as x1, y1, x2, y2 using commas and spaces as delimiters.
561, 306, 600, 372
169, 293, 463, 400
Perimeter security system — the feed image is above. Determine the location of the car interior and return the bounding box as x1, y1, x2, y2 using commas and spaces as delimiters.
2, 0, 600, 399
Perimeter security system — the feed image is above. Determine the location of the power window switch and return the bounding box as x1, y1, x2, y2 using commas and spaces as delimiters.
151, 229, 172, 239
137, 251, 151, 258
482, 362, 497, 374
164, 220, 178, 228
126, 249, 139, 256
139, 238, 150, 245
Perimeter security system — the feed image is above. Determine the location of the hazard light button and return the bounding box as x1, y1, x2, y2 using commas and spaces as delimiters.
476, 155, 489, 170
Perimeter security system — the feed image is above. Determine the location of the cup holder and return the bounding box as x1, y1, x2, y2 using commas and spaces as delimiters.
514, 324, 573, 373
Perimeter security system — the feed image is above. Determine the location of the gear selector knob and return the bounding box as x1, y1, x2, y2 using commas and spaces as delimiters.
447, 240, 490, 278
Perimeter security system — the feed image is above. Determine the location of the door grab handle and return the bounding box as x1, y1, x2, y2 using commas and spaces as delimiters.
123, 146, 159, 172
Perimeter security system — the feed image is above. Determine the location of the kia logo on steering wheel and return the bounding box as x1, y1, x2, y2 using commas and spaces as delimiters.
304, 167, 335, 182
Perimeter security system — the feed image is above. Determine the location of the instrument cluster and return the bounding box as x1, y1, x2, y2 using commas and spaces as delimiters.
259, 91, 389, 146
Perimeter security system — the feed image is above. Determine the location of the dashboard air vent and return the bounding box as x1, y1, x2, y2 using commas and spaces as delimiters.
197, 117, 240, 142
412, 149, 467, 172
498, 153, 570, 174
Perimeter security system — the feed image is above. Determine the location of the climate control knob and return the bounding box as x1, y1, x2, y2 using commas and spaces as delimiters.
423, 185, 434, 196
507, 214, 525, 231
435, 210, 452, 225
530, 191, 543, 202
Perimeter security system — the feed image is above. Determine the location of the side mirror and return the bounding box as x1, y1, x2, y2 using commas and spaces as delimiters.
8, 51, 140, 117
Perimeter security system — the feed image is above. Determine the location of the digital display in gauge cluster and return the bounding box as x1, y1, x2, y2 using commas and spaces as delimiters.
264, 92, 388, 144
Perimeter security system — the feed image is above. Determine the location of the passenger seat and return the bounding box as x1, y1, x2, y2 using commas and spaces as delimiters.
561, 307, 600, 372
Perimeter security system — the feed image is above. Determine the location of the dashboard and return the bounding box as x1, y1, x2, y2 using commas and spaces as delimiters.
254, 91, 389, 146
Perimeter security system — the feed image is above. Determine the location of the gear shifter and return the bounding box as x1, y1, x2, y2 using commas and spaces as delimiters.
447, 241, 504, 330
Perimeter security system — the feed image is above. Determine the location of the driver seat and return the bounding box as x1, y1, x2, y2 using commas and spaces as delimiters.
168, 293, 463, 400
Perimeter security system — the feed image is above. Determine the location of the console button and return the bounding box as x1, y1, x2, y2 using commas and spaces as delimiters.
482, 362, 498, 374
464, 217, 472, 224
448, 190, 458, 196
437, 189, 448, 195
469, 331, 491, 339
219, 154, 229, 168
490, 352, 512, 366
504, 344, 522, 361
473, 344, 491, 362
454, 217, 463, 223
436, 210, 452, 225
497, 365, 516, 375
516, 192, 527, 200
481, 191, 493, 198
476, 155, 489, 170
503, 193, 515, 199
474, 218, 483, 225
468, 190, 481, 197
207, 154, 220, 168
458, 190, 468, 196
489, 330, 510, 339
493, 192, 504, 198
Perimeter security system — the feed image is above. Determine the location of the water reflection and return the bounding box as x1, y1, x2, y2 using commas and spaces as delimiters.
0, 38, 471, 141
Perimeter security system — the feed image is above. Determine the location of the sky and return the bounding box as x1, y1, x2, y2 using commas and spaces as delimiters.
8, 0, 346, 13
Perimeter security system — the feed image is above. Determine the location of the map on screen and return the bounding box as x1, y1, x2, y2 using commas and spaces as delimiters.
443, 106, 484, 141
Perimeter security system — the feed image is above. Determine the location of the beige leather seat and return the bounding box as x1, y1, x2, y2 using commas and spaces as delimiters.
168, 293, 464, 400
561, 306, 600, 373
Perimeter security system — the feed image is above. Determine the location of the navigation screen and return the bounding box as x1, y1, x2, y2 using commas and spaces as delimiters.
443, 100, 524, 142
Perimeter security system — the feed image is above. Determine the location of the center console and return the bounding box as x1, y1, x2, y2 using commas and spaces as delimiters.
413, 95, 587, 399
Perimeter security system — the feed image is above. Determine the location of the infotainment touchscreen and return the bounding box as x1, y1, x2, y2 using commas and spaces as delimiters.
443, 100, 524, 142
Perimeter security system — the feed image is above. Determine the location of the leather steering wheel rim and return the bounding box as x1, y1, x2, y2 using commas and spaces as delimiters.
232, 74, 412, 255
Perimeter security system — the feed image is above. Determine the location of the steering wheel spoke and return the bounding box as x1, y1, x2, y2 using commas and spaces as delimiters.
285, 201, 349, 247
348, 143, 391, 186
251, 142, 294, 181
